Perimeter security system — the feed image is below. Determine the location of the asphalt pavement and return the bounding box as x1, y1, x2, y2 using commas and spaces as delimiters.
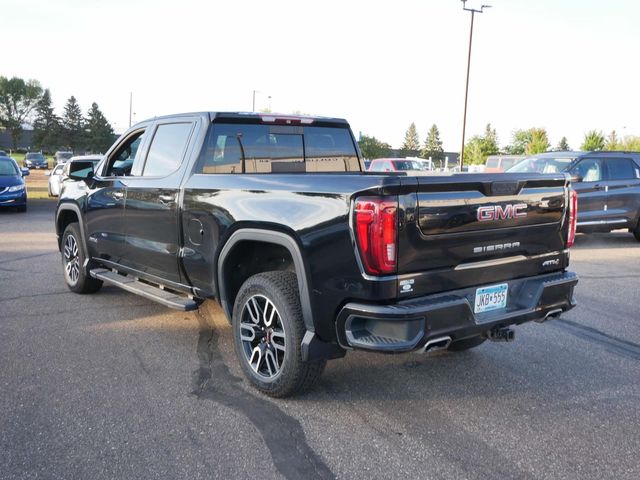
1, 201, 639, 480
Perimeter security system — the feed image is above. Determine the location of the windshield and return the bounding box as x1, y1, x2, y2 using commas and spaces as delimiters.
392, 160, 422, 171
0, 159, 19, 176
508, 156, 575, 173
26, 153, 45, 160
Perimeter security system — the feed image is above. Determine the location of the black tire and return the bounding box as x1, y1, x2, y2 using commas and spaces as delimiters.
61, 222, 103, 294
16, 205, 27, 213
633, 221, 640, 242
232, 271, 326, 398
448, 335, 486, 352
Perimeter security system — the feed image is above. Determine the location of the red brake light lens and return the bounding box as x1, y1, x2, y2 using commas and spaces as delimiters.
567, 188, 578, 248
354, 197, 398, 275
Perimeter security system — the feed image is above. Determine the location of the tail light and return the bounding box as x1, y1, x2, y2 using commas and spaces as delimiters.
354, 196, 398, 275
567, 188, 578, 248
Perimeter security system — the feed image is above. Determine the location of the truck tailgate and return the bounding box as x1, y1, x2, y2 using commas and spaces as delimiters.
397, 174, 570, 294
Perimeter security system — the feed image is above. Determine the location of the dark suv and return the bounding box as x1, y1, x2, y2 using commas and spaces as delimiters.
509, 151, 640, 240
569, 152, 640, 239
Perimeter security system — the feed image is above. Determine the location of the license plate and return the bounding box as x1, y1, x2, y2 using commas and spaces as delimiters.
474, 283, 508, 314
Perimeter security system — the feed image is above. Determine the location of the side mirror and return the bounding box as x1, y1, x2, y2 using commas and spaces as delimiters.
570, 174, 583, 183
21, 168, 30, 177
68, 160, 95, 181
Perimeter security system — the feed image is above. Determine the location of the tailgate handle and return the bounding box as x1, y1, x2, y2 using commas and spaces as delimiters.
491, 181, 521, 196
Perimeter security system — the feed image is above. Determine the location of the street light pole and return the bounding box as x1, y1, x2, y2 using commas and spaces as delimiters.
460, 1, 491, 169
252, 90, 257, 112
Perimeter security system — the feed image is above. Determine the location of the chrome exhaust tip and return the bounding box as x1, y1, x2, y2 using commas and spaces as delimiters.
536, 308, 564, 323
417, 336, 452, 354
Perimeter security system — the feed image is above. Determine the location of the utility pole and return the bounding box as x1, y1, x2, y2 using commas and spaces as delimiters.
129, 92, 133, 128
460, 1, 491, 169
252, 90, 260, 112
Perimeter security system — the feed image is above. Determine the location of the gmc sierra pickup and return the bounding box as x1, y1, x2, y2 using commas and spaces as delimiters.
55, 112, 578, 397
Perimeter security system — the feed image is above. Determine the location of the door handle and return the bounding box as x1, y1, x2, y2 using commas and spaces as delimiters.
158, 194, 175, 203
112, 191, 124, 200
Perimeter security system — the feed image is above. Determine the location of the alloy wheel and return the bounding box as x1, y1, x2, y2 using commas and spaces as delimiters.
239, 294, 286, 379
63, 233, 80, 285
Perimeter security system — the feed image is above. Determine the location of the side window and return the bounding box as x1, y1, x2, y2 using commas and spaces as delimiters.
607, 158, 638, 180
385, 161, 394, 171
143, 123, 193, 177
104, 130, 146, 177
571, 158, 603, 182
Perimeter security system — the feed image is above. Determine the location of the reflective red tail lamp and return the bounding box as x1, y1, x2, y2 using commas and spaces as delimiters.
354, 196, 398, 275
567, 189, 578, 248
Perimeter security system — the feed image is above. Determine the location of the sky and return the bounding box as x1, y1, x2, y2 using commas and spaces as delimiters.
3, 0, 640, 151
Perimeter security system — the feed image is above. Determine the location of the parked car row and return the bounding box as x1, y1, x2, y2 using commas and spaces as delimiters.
367, 157, 433, 173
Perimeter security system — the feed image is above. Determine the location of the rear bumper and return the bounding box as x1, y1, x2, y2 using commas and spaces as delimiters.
336, 270, 578, 352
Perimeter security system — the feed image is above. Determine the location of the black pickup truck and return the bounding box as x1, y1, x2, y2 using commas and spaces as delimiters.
55, 112, 578, 397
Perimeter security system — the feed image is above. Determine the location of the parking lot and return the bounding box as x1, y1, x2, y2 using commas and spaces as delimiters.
1, 201, 639, 480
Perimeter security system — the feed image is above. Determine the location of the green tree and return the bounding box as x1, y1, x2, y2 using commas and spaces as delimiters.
581, 130, 605, 151
358, 134, 392, 160
464, 136, 485, 165
0, 76, 43, 148
525, 128, 550, 155
61, 96, 84, 150
505, 129, 531, 155
605, 130, 620, 151
84, 102, 114, 153
401, 122, 420, 151
481, 123, 499, 156
422, 123, 444, 166
620, 136, 640, 151
463, 124, 499, 165
32, 89, 60, 151
557, 136, 570, 151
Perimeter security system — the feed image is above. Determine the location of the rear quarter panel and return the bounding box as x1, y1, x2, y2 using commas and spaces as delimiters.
181, 173, 400, 341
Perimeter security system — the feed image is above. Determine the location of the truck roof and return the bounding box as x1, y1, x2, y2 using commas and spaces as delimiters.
135, 111, 349, 126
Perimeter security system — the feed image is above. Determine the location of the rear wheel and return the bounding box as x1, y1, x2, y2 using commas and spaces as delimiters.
61, 222, 102, 294
448, 335, 486, 352
232, 271, 326, 398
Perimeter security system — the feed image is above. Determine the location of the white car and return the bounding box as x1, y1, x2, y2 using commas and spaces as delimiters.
47, 163, 65, 196
47, 155, 103, 196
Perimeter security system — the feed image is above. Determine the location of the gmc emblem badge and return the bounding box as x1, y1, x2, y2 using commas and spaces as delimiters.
477, 203, 527, 222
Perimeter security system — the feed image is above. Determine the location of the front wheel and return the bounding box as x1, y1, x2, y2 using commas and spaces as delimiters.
633, 221, 640, 242
232, 271, 326, 398
61, 222, 102, 294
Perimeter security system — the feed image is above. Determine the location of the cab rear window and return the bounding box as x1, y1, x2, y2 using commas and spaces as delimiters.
198, 123, 360, 174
